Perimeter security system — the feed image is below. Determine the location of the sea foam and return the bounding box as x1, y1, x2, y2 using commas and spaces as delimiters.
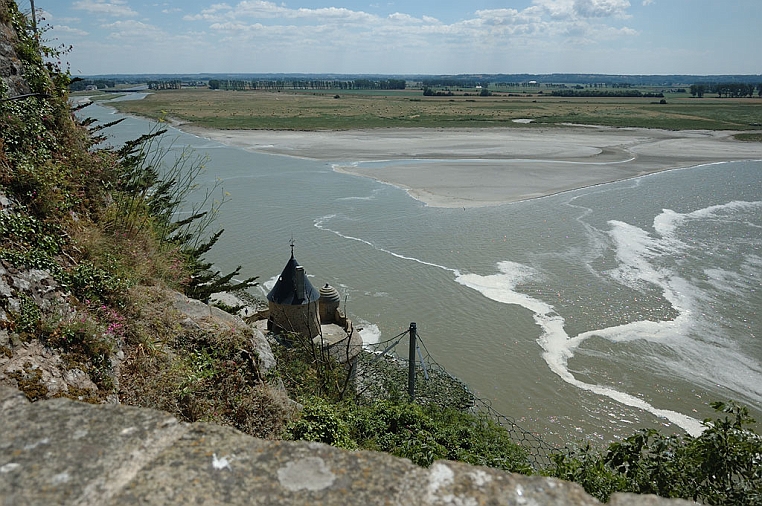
312, 197, 762, 437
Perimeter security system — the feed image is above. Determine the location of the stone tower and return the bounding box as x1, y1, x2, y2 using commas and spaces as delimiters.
266, 248, 320, 340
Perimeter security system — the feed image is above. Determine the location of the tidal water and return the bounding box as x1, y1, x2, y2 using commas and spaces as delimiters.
88, 101, 762, 445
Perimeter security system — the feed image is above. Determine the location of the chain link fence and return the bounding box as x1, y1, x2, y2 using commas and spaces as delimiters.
353, 325, 562, 470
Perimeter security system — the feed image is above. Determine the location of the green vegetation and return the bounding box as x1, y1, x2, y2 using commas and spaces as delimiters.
119, 290, 290, 438
274, 332, 531, 471
286, 397, 532, 472
546, 402, 762, 504
206, 77, 406, 91
735, 132, 762, 142
1, 0, 265, 419
105, 86, 762, 132
274, 328, 762, 503
269, 327, 530, 470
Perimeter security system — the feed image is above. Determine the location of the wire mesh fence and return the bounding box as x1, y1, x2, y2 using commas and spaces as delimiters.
13, 1, 34, 21
353, 324, 562, 470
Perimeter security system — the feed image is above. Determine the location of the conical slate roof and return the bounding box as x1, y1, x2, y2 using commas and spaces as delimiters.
266, 252, 320, 305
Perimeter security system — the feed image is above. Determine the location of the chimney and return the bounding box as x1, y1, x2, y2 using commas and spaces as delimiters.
295, 266, 305, 302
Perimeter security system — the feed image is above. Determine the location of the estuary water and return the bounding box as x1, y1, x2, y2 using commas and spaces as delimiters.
89, 101, 762, 445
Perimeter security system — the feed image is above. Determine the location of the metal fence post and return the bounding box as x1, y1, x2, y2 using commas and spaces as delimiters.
408, 322, 416, 401
29, 0, 37, 32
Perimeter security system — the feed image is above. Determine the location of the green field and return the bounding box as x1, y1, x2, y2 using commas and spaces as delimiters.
102, 87, 762, 133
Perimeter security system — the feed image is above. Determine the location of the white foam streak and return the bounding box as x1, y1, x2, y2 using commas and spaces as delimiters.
356, 322, 382, 346
313, 200, 762, 437
456, 262, 551, 315
652, 208, 685, 236
656, 200, 761, 237
262, 275, 279, 293
314, 215, 460, 275
495, 200, 761, 434
456, 260, 704, 436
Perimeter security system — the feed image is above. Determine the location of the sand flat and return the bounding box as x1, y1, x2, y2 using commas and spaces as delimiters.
179, 124, 762, 207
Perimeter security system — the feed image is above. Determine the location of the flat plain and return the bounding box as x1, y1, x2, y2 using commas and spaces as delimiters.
106, 88, 762, 133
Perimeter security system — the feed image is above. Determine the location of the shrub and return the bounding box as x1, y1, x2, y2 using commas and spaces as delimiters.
285, 397, 355, 449
349, 400, 531, 471
545, 401, 762, 504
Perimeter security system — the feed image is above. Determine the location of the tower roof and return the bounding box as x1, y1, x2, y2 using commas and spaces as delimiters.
266, 251, 319, 305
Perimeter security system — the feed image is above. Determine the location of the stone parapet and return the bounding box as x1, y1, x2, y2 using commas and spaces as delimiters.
0, 385, 695, 506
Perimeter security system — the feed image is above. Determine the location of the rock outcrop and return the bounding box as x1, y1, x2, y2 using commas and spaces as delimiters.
0, 384, 695, 506
0, 263, 277, 404
0, 0, 30, 97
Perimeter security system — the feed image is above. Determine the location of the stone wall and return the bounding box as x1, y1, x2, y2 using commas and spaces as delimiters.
0, 384, 696, 506
267, 299, 321, 340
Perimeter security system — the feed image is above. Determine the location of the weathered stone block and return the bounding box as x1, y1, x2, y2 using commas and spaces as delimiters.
0, 385, 696, 506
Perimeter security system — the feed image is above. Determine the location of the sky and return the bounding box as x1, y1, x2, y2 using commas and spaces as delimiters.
22, 0, 761, 76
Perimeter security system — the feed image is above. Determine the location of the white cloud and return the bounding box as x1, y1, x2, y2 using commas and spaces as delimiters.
531, 0, 576, 19
474, 8, 524, 24
180, 0, 639, 56
72, 0, 138, 17
101, 19, 164, 40
66, 0, 647, 74
531, 0, 631, 19
209, 21, 252, 32
185, 1, 378, 24
51, 25, 90, 37
183, 3, 233, 21
573, 0, 631, 18
387, 12, 423, 24
642, 0, 655, 5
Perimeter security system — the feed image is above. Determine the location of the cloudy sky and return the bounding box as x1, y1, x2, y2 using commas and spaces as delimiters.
27, 0, 759, 76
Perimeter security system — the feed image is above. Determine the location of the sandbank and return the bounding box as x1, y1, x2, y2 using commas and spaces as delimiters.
178, 124, 762, 208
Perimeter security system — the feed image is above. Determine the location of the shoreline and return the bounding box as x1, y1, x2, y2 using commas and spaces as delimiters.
175, 122, 762, 208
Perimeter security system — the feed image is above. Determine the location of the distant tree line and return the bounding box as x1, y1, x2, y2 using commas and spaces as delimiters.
207, 79, 405, 91
148, 80, 181, 90
550, 89, 664, 98
493, 82, 541, 88
423, 87, 454, 96
353, 79, 406, 90
690, 82, 761, 98
68, 79, 116, 91
422, 73, 761, 87
422, 78, 480, 88
208, 79, 285, 91
423, 87, 492, 97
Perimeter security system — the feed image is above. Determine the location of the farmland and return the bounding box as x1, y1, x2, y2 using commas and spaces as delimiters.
104, 87, 762, 133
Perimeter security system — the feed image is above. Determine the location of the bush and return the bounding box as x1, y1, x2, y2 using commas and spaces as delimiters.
545, 401, 762, 504
349, 400, 531, 471
285, 397, 355, 449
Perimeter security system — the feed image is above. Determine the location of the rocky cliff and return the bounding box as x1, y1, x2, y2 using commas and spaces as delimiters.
0, 0, 29, 97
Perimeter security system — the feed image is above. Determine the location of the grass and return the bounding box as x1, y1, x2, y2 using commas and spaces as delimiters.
735, 132, 762, 142
107, 88, 762, 132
